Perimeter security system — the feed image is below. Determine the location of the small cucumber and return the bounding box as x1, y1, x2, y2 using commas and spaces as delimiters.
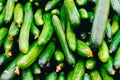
31, 62, 41, 74
38, 13, 53, 45
77, 39, 93, 58
38, 41, 56, 67
66, 70, 74, 80
52, 15, 76, 65
90, 70, 102, 80
111, 0, 120, 14
88, 12, 94, 22
19, 2, 33, 54
51, 8, 60, 16
84, 73, 91, 80
34, 8, 44, 26
22, 68, 34, 80
98, 41, 110, 63
14, 3, 23, 27
85, 58, 96, 70
58, 72, 65, 80
0, 7, 5, 25
76, 0, 87, 6
66, 21, 76, 51
114, 47, 120, 69
45, 71, 57, 80
79, 8, 88, 19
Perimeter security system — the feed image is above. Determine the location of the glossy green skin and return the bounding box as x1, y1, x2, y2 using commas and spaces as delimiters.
22, 68, 34, 80
45, 72, 57, 80
85, 58, 96, 70
90, 70, 102, 80
38, 13, 53, 45
72, 60, 85, 80
58, 72, 65, 80
111, 0, 120, 14
34, 8, 44, 26
52, 15, 76, 65
76, 0, 87, 6
19, 2, 33, 54
4, 36, 14, 53
38, 41, 56, 67
79, 8, 88, 19
114, 47, 120, 69
84, 73, 91, 80
45, 0, 60, 11
90, 0, 110, 47
5, 0, 15, 23
31, 62, 41, 74
103, 57, 115, 75
0, 7, 5, 25
0, 27, 8, 46
98, 41, 110, 63
54, 49, 64, 63
51, 9, 60, 16
64, 0, 80, 27
77, 39, 92, 57
17, 41, 44, 69
14, 3, 23, 26
67, 70, 74, 80
66, 22, 76, 51
8, 21, 19, 38
109, 29, 120, 53
100, 67, 114, 80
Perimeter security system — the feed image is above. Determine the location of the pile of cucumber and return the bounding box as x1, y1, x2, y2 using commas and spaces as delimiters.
0, 0, 120, 79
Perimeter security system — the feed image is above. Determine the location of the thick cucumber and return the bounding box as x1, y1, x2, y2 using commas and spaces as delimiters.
66, 21, 76, 51
0, 27, 8, 46
79, 8, 88, 19
34, 8, 44, 26
14, 3, 23, 27
22, 68, 34, 80
45, 0, 60, 12
51, 9, 60, 16
114, 47, 120, 69
90, 70, 102, 80
109, 29, 120, 53
52, 15, 76, 65
85, 58, 96, 70
84, 73, 91, 80
38, 13, 53, 45
72, 60, 85, 80
64, 0, 80, 27
5, 0, 15, 23
100, 67, 114, 80
76, 0, 87, 6
90, 0, 110, 47
45, 71, 57, 80
66, 70, 73, 80
19, 2, 33, 54
58, 72, 65, 80
98, 41, 110, 63
111, 0, 120, 14
103, 57, 115, 75
0, 7, 5, 25
38, 41, 56, 67
31, 62, 41, 74
8, 21, 19, 40
17, 41, 44, 69
77, 39, 93, 58
30, 22, 40, 39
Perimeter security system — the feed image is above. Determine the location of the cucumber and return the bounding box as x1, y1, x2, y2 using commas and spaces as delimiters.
5, 0, 15, 23
111, 0, 120, 14
77, 39, 93, 58
38, 41, 56, 67
76, 0, 87, 6
51, 9, 60, 16
45, 0, 60, 12
34, 8, 44, 26
64, 0, 80, 27
98, 41, 110, 63
103, 57, 115, 75
22, 68, 34, 80
58, 72, 65, 80
17, 41, 44, 69
109, 29, 120, 53
19, 2, 33, 54
90, 70, 102, 80
52, 15, 76, 65
0, 7, 5, 25
14, 3, 23, 27
45, 71, 57, 80
85, 58, 96, 70
114, 47, 120, 69
31, 62, 41, 74
72, 60, 85, 80
88, 12, 94, 22
66, 70, 73, 80
38, 13, 53, 45
66, 21, 76, 51
90, 0, 110, 47
84, 73, 91, 80
79, 8, 88, 19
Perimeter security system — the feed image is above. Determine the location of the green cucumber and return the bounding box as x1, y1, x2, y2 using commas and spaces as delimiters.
51, 9, 60, 16
64, 0, 80, 27
66, 21, 76, 51
77, 39, 93, 58
98, 41, 110, 63
38, 41, 56, 67
38, 13, 53, 45
22, 68, 34, 80
58, 72, 65, 80
79, 8, 88, 19
76, 0, 87, 6
45, 71, 57, 80
34, 8, 44, 26
52, 15, 76, 65
31, 62, 41, 74
5, 0, 15, 23
66, 70, 73, 80
90, 0, 110, 47
85, 58, 96, 70
88, 12, 94, 22
72, 60, 85, 80
90, 70, 102, 80
19, 2, 33, 54
14, 3, 23, 27
114, 47, 120, 69
111, 0, 120, 14
84, 73, 91, 80
0, 7, 5, 25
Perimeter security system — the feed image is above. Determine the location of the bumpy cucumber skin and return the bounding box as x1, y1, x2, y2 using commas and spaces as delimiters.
45, 72, 57, 80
